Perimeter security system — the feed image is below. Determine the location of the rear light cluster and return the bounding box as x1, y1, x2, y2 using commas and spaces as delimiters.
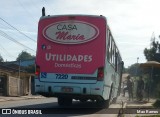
97, 67, 104, 81
35, 65, 40, 76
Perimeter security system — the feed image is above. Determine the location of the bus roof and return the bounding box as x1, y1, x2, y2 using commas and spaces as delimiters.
39, 14, 107, 21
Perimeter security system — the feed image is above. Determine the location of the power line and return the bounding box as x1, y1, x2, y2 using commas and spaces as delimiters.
29, 0, 41, 12
0, 30, 35, 52
17, 0, 38, 21
0, 43, 16, 59
0, 29, 35, 52
0, 21, 13, 30
0, 17, 36, 42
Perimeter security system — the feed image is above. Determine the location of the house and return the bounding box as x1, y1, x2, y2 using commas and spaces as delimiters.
5, 58, 35, 67
0, 60, 35, 96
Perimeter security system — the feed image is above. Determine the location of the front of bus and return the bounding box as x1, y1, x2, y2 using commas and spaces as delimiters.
35, 15, 107, 105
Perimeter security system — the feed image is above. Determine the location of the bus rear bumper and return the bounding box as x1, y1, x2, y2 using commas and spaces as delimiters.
35, 80, 104, 100
37, 92, 103, 101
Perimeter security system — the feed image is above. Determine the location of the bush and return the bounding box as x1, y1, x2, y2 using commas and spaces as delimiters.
153, 99, 160, 108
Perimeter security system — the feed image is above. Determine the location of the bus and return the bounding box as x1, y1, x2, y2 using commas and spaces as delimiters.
35, 8, 124, 108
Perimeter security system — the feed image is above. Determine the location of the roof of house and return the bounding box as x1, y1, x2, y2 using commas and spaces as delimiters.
0, 62, 26, 73
4, 59, 35, 67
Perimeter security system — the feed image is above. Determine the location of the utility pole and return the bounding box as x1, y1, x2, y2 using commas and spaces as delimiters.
19, 59, 21, 78
136, 57, 139, 76
137, 57, 139, 64
150, 32, 155, 49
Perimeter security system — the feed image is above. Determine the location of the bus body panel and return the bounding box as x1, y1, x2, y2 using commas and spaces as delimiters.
35, 15, 123, 104
35, 78, 104, 98
36, 15, 106, 75
39, 70, 98, 83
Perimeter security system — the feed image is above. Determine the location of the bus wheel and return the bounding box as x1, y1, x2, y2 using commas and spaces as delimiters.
96, 100, 108, 108
58, 97, 64, 106
66, 98, 72, 105
58, 97, 72, 106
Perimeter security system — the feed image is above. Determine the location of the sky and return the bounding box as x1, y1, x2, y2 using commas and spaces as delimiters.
0, 0, 160, 68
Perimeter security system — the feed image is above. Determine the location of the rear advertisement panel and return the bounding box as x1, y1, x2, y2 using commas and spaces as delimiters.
36, 16, 106, 74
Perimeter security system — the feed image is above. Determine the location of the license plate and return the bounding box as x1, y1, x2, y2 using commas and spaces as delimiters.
61, 87, 73, 93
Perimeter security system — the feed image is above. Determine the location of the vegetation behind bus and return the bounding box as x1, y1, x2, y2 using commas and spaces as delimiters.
125, 39, 160, 98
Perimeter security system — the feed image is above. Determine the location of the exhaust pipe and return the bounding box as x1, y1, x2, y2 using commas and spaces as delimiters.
42, 7, 45, 17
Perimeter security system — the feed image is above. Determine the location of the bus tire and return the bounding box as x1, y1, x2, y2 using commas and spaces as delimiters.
96, 85, 113, 108
66, 98, 72, 105
96, 100, 108, 108
58, 97, 64, 106
58, 97, 72, 106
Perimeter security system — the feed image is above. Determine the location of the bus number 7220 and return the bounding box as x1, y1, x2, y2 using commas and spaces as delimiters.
56, 74, 68, 79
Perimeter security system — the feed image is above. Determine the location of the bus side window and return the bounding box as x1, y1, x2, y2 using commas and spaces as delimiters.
118, 58, 123, 74
113, 42, 116, 66
107, 31, 110, 60
110, 37, 113, 63
109, 34, 112, 63
115, 52, 118, 72
112, 42, 114, 65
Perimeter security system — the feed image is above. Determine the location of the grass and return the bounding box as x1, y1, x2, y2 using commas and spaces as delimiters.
152, 99, 160, 108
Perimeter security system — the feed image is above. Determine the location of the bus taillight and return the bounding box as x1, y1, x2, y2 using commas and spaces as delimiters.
97, 67, 104, 81
35, 65, 40, 76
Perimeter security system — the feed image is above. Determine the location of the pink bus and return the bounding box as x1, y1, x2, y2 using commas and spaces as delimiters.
35, 8, 123, 108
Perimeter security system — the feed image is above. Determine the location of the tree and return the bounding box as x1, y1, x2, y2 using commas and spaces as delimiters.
143, 37, 160, 97
126, 63, 142, 77
25, 65, 35, 73
16, 51, 35, 61
0, 54, 4, 62
144, 40, 160, 62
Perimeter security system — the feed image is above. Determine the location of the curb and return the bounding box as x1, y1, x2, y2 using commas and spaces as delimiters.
126, 105, 153, 109
21, 96, 46, 99
0, 96, 46, 102
116, 101, 127, 117
126, 100, 155, 109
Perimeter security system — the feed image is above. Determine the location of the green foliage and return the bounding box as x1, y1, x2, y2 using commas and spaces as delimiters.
16, 51, 35, 61
143, 39, 160, 98
153, 99, 160, 108
123, 67, 128, 73
126, 63, 142, 77
144, 41, 160, 62
25, 65, 35, 73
